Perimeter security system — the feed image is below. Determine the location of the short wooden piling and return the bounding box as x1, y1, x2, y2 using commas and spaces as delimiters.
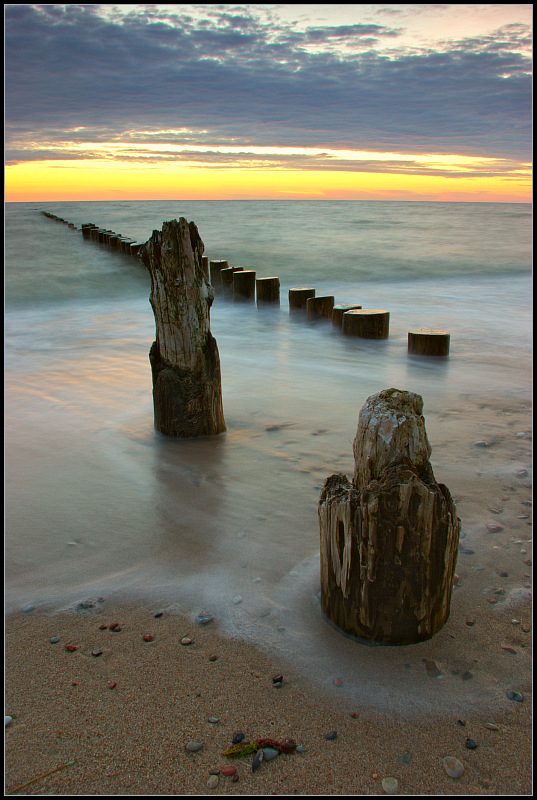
307, 295, 334, 321
233, 270, 256, 302
209, 260, 229, 294
256, 277, 280, 307
130, 242, 142, 257
343, 309, 390, 339
332, 303, 362, 327
289, 287, 316, 312
408, 328, 450, 357
221, 266, 243, 299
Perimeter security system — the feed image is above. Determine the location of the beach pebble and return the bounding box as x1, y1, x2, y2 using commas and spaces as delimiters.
262, 747, 279, 762
296, 745, 306, 753
325, 731, 338, 740
185, 741, 203, 752
487, 523, 504, 533
5, 716, 13, 727
465, 738, 478, 749
154, 611, 163, 618
99, 624, 108, 630
382, 777, 399, 794
109, 623, 121, 631
197, 612, 213, 625
108, 682, 117, 690
484, 723, 499, 731
65, 644, 77, 652
208, 716, 219, 724
50, 636, 60, 644
207, 775, 219, 789
473, 440, 490, 447
142, 634, 154, 642
425, 660, 442, 677
91, 649, 103, 657
442, 756, 464, 778
181, 636, 193, 646
232, 732, 245, 744
22, 604, 35, 613
232, 595, 243, 604
221, 766, 237, 777
507, 690, 524, 702
252, 749, 264, 772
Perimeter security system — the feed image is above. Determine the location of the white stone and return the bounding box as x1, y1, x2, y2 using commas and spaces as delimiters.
442, 756, 464, 778
382, 777, 399, 794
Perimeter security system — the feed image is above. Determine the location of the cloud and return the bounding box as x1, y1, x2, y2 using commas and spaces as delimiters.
4, 3, 532, 171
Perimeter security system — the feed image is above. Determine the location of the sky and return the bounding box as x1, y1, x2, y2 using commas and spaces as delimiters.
4, 3, 533, 202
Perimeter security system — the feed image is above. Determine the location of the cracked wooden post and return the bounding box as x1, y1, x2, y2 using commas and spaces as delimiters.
139, 218, 226, 438
319, 388, 460, 645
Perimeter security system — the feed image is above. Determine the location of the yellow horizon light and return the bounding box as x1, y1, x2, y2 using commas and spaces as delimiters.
5, 159, 531, 203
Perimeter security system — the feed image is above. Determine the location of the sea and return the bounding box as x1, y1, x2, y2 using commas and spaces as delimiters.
4, 200, 532, 714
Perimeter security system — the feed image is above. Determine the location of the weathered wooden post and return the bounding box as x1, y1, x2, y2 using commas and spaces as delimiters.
256, 277, 280, 307
289, 287, 316, 312
319, 388, 460, 645
139, 218, 226, 438
233, 270, 256, 303
209, 260, 229, 295
307, 295, 334, 321
221, 266, 243, 299
332, 303, 362, 327
408, 328, 450, 357
343, 309, 390, 339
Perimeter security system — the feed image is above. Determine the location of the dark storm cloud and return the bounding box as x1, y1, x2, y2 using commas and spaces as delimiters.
4, 4, 532, 165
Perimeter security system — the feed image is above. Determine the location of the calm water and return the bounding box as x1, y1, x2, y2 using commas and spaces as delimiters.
5, 200, 532, 713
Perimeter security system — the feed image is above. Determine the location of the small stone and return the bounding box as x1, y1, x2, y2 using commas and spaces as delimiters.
465, 738, 478, 749
208, 654, 218, 661
484, 723, 499, 731
466, 619, 476, 626
232, 732, 245, 744
22, 604, 35, 613
516, 469, 528, 478
350, 712, 359, 719
487, 523, 504, 533
507, 690, 524, 702
50, 636, 60, 644
91, 649, 103, 657
473, 440, 489, 447
325, 731, 337, 740
382, 777, 399, 794
262, 747, 279, 761
490, 507, 503, 514
208, 716, 219, 724
501, 646, 517, 654
109, 623, 121, 631
65, 644, 77, 652
462, 671, 473, 681
397, 753, 412, 765
334, 677, 343, 687
185, 741, 203, 752
142, 634, 154, 642
181, 636, 193, 646
296, 745, 306, 753
99, 624, 108, 630
197, 611, 213, 625
442, 756, 464, 778
207, 775, 219, 789
108, 681, 117, 690
221, 766, 237, 776
154, 611, 163, 618
5, 716, 13, 727
232, 595, 243, 604
252, 749, 264, 772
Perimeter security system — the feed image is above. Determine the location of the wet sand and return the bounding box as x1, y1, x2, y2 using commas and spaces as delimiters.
5, 397, 532, 795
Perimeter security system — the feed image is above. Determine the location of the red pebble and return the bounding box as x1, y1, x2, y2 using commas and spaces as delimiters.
108, 681, 117, 690
487, 523, 504, 533
99, 624, 108, 630
143, 634, 154, 642
65, 644, 77, 652
109, 623, 121, 631
221, 766, 237, 777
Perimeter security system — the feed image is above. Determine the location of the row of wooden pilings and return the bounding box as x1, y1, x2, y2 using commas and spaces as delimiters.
206, 257, 450, 356
41, 212, 450, 356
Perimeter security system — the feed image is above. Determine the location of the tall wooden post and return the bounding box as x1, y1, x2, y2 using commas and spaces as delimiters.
319, 388, 460, 645
139, 218, 226, 438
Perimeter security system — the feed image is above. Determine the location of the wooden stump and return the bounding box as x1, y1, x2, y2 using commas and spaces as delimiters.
332, 303, 362, 327
306, 295, 334, 321
209, 260, 229, 294
289, 287, 316, 312
343, 309, 389, 339
256, 277, 280, 307
81, 224, 97, 239
319, 388, 460, 645
221, 266, 243, 299
139, 218, 226, 438
233, 270, 256, 303
408, 328, 450, 357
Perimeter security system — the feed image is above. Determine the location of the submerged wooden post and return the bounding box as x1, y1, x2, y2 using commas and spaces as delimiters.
332, 303, 362, 327
221, 266, 243, 299
209, 260, 229, 295
408, 328, 450, 357
289, 287, 316, 312
343, 309, 390, 339
233, 270, 256, 302
319, 388, 460, 645
307, 295, 334, 321
256, 277, 280, 307
139, 218, 226, 438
